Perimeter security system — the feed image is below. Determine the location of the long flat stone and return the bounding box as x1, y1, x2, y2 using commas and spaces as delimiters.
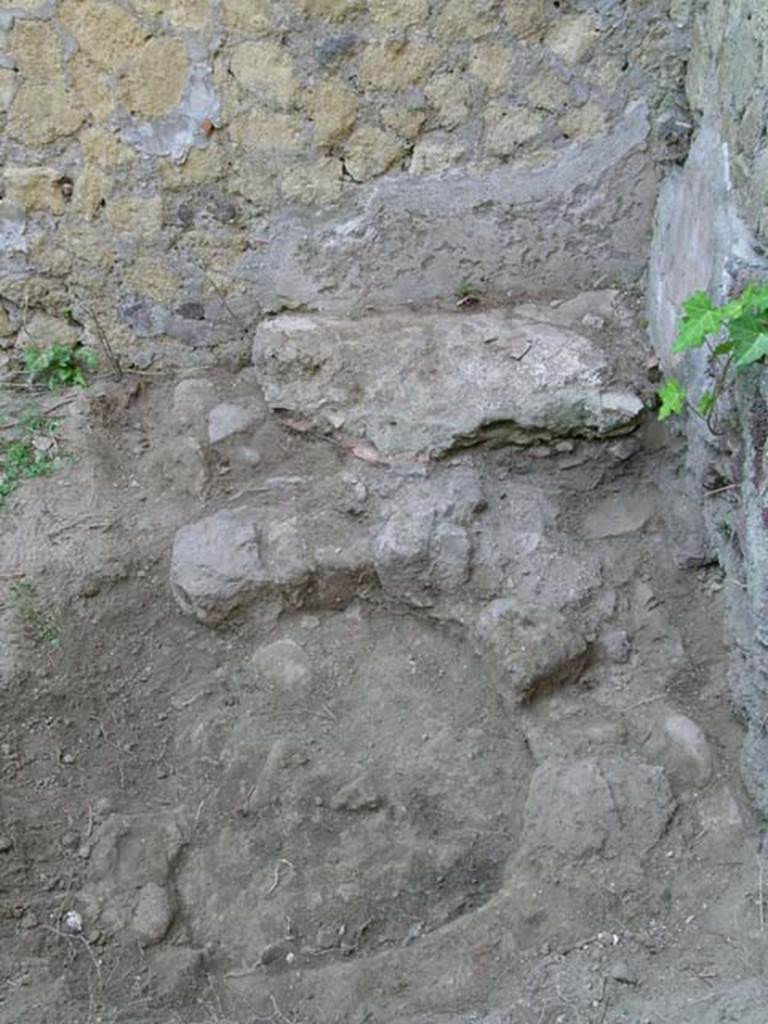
252, 309, 643, 457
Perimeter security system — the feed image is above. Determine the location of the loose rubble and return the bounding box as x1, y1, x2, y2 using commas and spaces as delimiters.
0, 293, 761, 1024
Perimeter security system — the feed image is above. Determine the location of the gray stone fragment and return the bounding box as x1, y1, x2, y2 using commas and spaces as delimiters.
86, 813, 183, 889
608, 959, 638, 984
525, 760, 616, 858
131, 882, 173, 947
252, 310, 643, 457
250, 639, 315, 700
62, 910, 83, 935
582, 492, 656, 539
659, 483, 713, 569
80, 813, 183, 942
232, 445, 261, 467
473, 598, 590, 704
0, 199, 26, 254
374, 508, 471, 606
637, 709, 714, 790
314, 923, 340, 949
169, 466, 381, 623
330, 775, 384, 812
172, 378, 217, 436
143, 436, 209, 498
371, 469, 484, 604
260, 941, 298, 966
170, 510, 311, 625
516, 290, 619, 329
521, 758, 675, 860
661, 713, 713, 788
598, 629, 632, 664
695, 785, 745, 850
18, 313, 79, 351
123, 67, 220, 164
208, 402, 261, 444
342, 474, 368, 515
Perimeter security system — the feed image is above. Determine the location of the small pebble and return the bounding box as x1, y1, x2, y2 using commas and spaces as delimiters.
325, 411, 346, 430
582, 313, 606, 331
94, 797, 113, 817
0, 835, 12, 853
62, 910, 83, 935
315, 924, 339, 949
77, 844, 91, 860
235, 445, 261, 467
599, 629, 632, 665
608, 960, 638, 985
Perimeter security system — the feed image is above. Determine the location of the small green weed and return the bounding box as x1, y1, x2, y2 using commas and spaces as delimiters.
658, 281, 768, 429
8, 579, 60, 647
717, 515, 734, 541
455, 280, 483, 306
24, 342, 98, 391
0, 406, 70, 509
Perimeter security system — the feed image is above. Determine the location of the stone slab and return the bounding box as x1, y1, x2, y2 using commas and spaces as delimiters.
252, 309, 643, 457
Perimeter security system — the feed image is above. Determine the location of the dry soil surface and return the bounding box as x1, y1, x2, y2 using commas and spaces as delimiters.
1, 295, 767, 1024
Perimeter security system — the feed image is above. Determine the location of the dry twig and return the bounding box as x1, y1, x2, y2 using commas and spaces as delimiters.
266, 858, 295, 896
76, 300, 122, 381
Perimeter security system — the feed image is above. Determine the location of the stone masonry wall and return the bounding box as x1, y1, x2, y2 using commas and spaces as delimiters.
650, 0, 767, 371
647, 0, 768, 814
0, 0, 688, 364
687, 0, 768, 246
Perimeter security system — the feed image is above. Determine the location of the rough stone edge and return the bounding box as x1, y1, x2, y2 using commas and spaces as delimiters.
647, 113, 768, 816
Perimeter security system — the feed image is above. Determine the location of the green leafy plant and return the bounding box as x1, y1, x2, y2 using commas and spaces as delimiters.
8, 579, 60, 647
455, 280, 483, 306
657, 281, 768, 428
717, 515, 734, 541
657, 377, 687, 420
0, 406, 69, 509
24, 343, 98, 390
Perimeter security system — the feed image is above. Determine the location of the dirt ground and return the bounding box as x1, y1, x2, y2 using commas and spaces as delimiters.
1, 293, 767, 1024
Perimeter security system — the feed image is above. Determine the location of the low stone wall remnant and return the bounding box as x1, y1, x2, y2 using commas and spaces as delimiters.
0, 0, 688, 362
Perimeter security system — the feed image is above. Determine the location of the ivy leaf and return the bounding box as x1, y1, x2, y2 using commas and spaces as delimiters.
697, 391, 716, 416
673, 291, 727, 352
730, 313, 765, 361
713, 340, 735, 356
740, 281, 768, 316
719, 295, 748, 320
657, 377, 687, 420
734, 331, 768, 368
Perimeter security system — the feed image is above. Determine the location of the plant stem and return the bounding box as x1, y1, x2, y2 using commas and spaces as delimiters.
706, 353, 734, 435
77, 300, 122, 382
